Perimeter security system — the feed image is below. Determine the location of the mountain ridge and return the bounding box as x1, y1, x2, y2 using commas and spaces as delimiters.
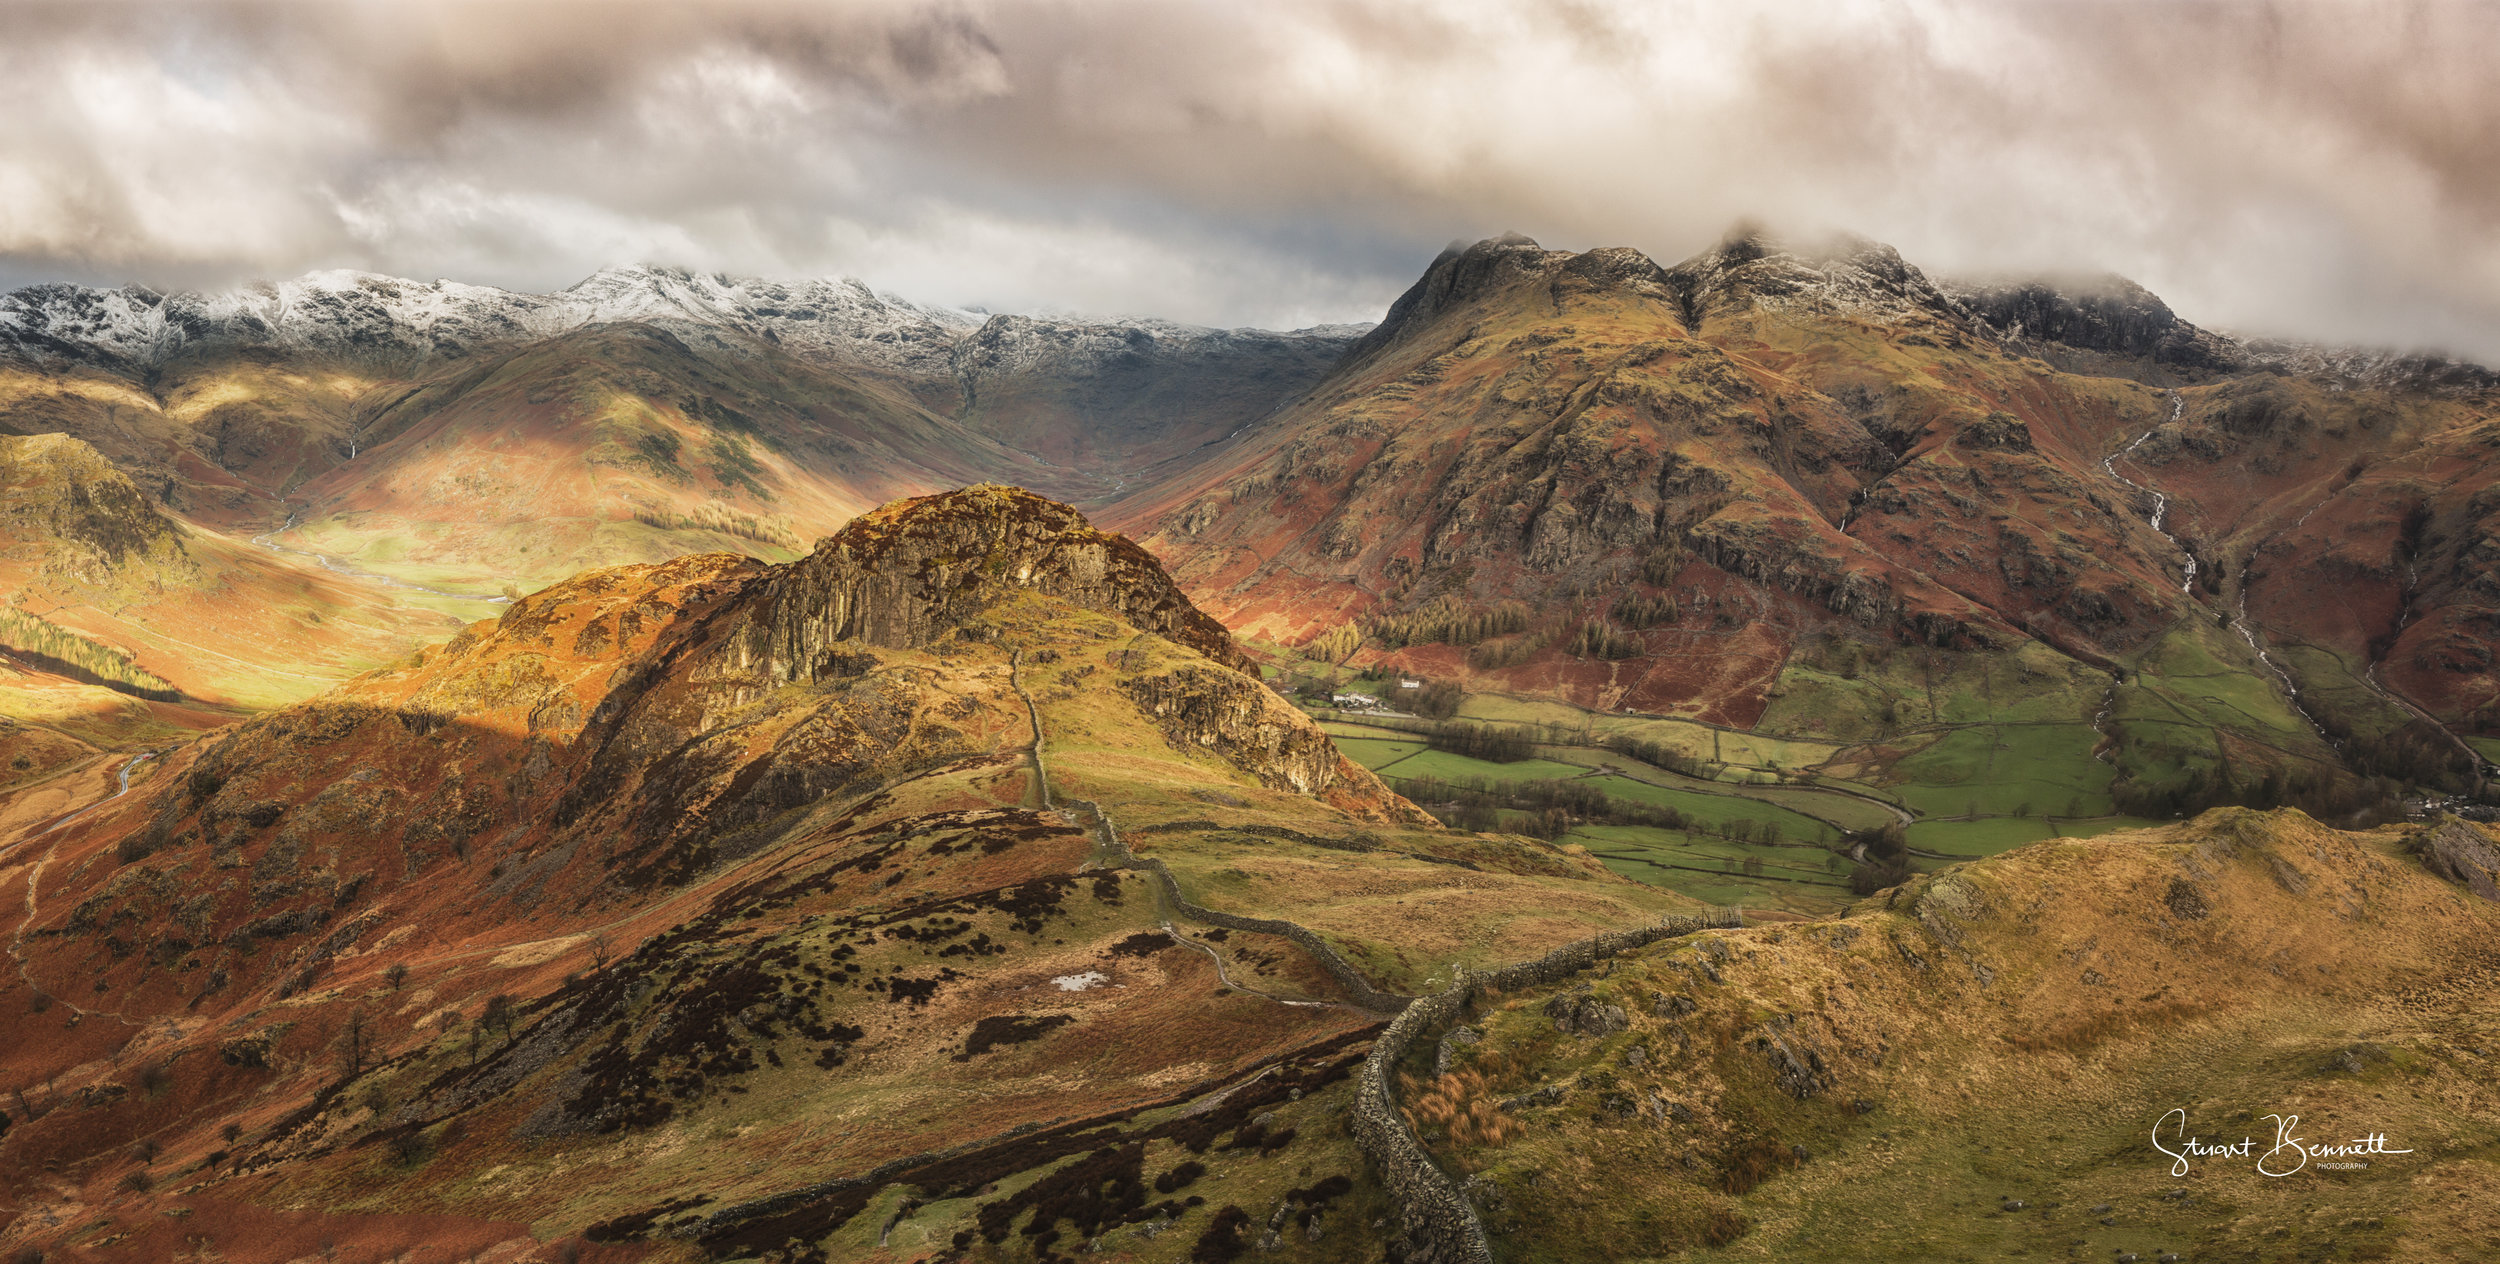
0, 264, 1366, 378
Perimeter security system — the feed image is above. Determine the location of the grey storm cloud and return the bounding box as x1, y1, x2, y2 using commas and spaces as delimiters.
2, 0, 2496, 356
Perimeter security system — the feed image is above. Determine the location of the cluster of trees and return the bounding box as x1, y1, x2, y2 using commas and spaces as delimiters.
1568, 619, 1643, 660
1639, 543, 1687, 586
1369, 595, 1533, 649
1610, 593, 1681, 629
630, 500, 802, 548
1600, 734, 1722, 781
1844, 824, 1915, 896
1426, 722, 1537, 762
0, 608, 180, 701
1388, 770, 1790, 847
2335, 717, 2476, 791
1298, 623, 1361, 663
1392, 773, 1673, 838
1796, 633, 1900, 683
1465, 632, 1546, 670
1411, 678, 1466, 720
2110, 761, 2407, 826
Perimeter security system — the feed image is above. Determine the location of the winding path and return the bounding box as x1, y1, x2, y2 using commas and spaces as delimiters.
1006, 647, 1354, 1010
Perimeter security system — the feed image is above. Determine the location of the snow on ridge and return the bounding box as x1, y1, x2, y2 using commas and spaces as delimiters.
0, 263, 1367, 374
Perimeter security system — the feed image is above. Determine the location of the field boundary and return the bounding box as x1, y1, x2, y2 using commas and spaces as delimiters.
1350, 905, 1744, 1264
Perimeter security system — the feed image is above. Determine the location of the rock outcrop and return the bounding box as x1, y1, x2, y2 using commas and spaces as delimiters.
1118, 664, 1353, 795
1943, 274, 2241, 374
1664, 227, 1971, 330
748, 484, 1248, 683
1344, 233, 1676, 364
0, 432, 190, 586
2412, 818, 2500, 902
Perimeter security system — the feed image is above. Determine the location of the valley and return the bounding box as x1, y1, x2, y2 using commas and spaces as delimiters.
5, 233, 2500, 1263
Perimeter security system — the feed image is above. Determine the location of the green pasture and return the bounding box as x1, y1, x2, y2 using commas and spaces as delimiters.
1890, 723, 2114, 820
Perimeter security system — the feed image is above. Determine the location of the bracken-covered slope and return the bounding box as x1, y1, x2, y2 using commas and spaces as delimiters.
1109, 230, 2500, 810
0, 486, 1703, 1264
1378, 808, 2500, 1262
1110, 231, 2196, 717
0, 433, 460, 741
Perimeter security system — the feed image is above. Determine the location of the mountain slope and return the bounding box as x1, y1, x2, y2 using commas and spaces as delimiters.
1110, 230, 2498, 819
0, 266, 1362, 524
1109, 232, 2181, 711
263, 324, 1054, 594
0, 486, 1694, 1263
1380, 808, 2500, 1262
0, 433, 462, 712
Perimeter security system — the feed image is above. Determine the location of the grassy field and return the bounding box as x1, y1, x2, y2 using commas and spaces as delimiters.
1574, 749, 1902, 834
1313, 668, 2245, 904
1904, 815, 2057, 857
1580, 775, 1837, 843
1890, 723, 2114, 819
2105, 621, 2348, 807
1757, 635, 2107, 740
2131, 620, 2318, 741
1453, 693, 1844, 772
1568, 823, 1852, 914
1331, 736, 1429, 770
1374, 748, 1593, 784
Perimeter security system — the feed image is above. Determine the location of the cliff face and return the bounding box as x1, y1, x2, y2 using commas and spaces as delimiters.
748, 483, 1251, 683
1120, 663, 1367, 798
1943, 274, 2242, 375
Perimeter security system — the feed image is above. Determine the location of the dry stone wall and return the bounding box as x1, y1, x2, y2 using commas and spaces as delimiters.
1350, 907, 1744, 1264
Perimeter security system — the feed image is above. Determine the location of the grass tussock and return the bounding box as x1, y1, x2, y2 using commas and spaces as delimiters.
1399, 1069, 1519, 1157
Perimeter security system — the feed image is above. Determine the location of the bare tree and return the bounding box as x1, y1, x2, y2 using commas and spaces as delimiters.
340, 1011, 368, 1080
587, 932, 613, 971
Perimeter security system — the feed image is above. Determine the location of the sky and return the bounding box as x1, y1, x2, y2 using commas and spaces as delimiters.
2, 0, 2496, 356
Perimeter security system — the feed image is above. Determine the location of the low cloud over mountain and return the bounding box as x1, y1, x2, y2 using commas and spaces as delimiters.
2, 1, 2498, 356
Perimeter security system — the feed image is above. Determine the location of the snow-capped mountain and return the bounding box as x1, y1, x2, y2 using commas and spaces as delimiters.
0, 264, 1361, 382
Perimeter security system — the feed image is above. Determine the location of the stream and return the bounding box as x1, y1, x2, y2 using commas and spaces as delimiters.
26, 752, 156, 841
2232, 590, 2340, 749
2102, 394, 2197, 594
2089, 675, 2121, 764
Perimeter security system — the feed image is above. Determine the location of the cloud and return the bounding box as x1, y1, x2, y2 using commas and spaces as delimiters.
0, 0, 2495, 356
